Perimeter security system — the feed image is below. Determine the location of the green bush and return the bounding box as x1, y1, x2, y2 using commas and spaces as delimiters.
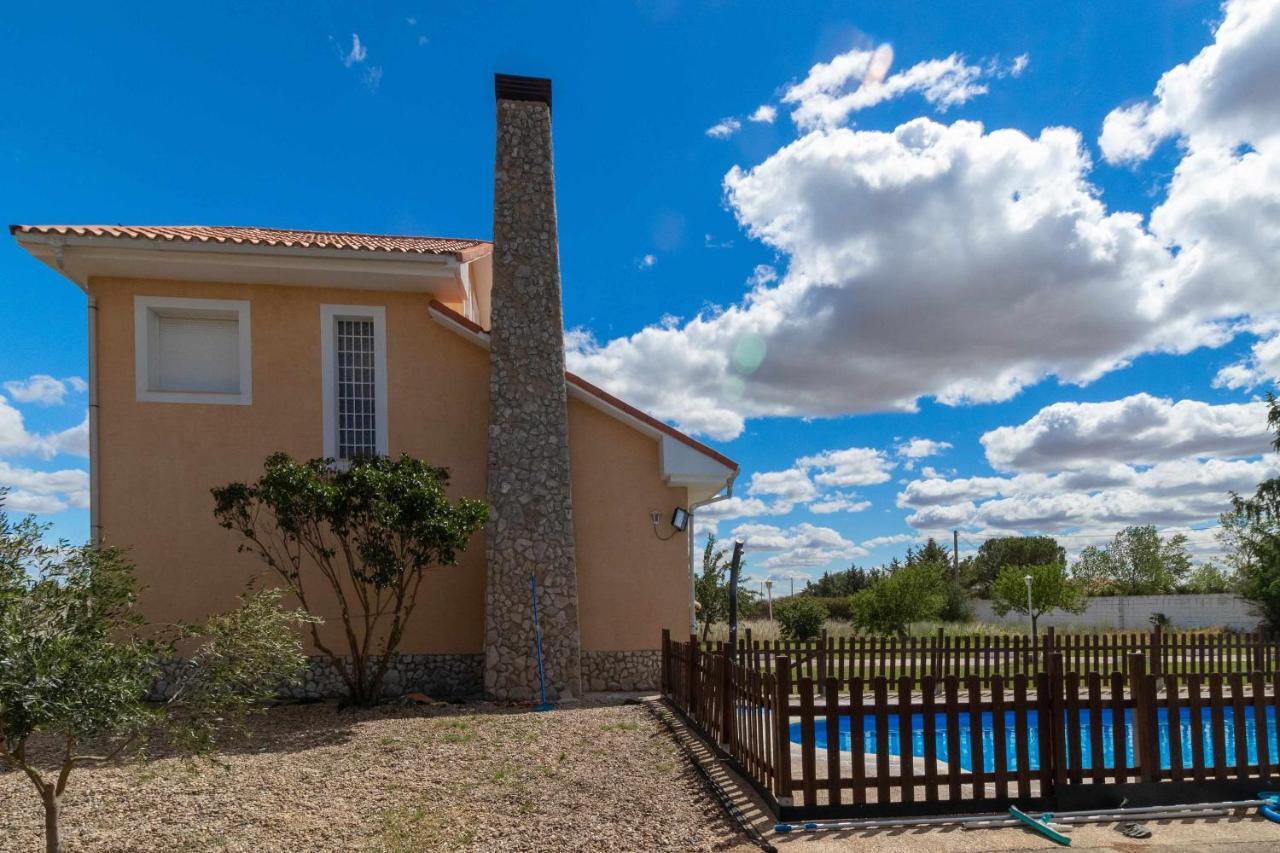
849, 561, 947, 638
774, 596, 829, 640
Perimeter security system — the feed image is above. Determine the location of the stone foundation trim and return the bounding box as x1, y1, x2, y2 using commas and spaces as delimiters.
581, 649, 661, 692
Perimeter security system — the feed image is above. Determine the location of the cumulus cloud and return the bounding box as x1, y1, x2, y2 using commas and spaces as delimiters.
3, 375, 85, 406
784, 44, 1004, 130
567, 6, 1280, 443
747, 467, 817, 512
706, 117, 742, 139
569, 116, 1183, 441
808, 494, 871, 514
798, 446, 894, 487
0, 460, 89, 514
750, 105, 777, 124
0, 396, 88, 460
731, 521, 862, 569
982, 394, 1273, 473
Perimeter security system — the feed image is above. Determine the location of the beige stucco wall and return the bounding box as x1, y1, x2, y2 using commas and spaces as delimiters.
90, 274, 690, 656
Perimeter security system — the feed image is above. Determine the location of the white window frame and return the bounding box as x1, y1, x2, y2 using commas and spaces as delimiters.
321, 304, 389, 459
134, 295, 252, 405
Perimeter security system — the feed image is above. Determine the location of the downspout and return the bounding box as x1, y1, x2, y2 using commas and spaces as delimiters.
687, 473, 736, 636
88, 292, 100, 545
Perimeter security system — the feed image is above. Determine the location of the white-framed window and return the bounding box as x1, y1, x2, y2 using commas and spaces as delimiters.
321, 305, 388, 460
134, 296, 252, 405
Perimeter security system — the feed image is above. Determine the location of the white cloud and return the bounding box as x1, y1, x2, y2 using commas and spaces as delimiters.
747, 467, 817, 512
1215, 322, 1280, 390
896, 437, 952, 460
0, 460, 89, 513
706, 117, 742, 139
1010, 54, 1030, 77
784, 44, 995, 130
982, 394, 1273, 473
637, 254, 657, 269
731, 521, 862, 569
0, 396, 88, 460
797, 446, 894, 487
860, 533, 919, 550
569, 10, 1280, 444
3, 375, 85, 406
749, 105, 777, 124
809, 494, 871, 514
343, 33, 367, 67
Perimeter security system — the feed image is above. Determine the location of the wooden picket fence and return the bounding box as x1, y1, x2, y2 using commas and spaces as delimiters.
664, 628, 1280, 821
698, 625, 1280, 691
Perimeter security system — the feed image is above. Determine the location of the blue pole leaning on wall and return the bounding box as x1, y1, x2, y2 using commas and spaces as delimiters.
530, 575, 554, 712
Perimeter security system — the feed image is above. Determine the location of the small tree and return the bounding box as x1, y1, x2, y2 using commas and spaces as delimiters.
0, 498, 309, 853
213, 453, 488, 705
1072, 525, 1192, 595
1180, 562, 1235, 594
990, 562, 1086, 641
1222, 391, 1280, 629
774, 596, 828, 640
849, 561, 946, 638
694, 534, 754, 640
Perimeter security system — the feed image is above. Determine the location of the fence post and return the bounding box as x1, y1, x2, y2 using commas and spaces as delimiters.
1049, 652, 1067, 789
720, 644, 734, 750
688, 633, 699, 718
773, 656, 793, 805
666, 630, 672, 696
1150, 623, 1163, 678
934, 627, 944, 680
1042, 625, 1055, 675
816, 632, 828, 694
1254, 631, 1266, 673
1129, 653, 1157, 783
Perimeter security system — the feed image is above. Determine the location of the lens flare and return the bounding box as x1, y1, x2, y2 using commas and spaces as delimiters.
731, 334, 767, 374
865, 43, 894, 85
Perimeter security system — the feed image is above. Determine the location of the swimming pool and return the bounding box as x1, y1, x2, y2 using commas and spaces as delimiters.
787, 706, 1280, 773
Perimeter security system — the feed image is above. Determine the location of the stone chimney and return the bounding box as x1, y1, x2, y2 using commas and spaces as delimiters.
484, 74, 583, 700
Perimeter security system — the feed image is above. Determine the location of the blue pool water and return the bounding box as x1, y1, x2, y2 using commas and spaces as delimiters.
787, 706, 1280, 773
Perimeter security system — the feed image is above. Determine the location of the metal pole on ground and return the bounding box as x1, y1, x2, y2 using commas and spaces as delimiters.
728, 539, 744, 651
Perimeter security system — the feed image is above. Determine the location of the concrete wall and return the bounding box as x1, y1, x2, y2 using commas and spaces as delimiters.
90, 274, 692, 658
972, 593, 1263, 632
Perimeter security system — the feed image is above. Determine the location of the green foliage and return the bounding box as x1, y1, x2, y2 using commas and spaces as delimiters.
803, 566, 881, 598
966, 536, 1065, 596
849, 561, 947, 638
0, 495, 309, 852
774, 596, 828, 640
213, 453, 488, 706
1072, 525, 1192, 595
1223, 391, 1280, 631
1180, 562, 1236, 595
694, 535, 754, 640
991, 562, 1087, 638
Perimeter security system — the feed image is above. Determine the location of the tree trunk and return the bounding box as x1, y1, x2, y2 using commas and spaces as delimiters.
41, 785, 61, 853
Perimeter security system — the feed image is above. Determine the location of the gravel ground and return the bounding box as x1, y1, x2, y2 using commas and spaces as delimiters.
0, 699, 755, 852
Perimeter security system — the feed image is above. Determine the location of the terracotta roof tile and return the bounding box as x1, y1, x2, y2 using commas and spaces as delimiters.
9, 224, 491, 261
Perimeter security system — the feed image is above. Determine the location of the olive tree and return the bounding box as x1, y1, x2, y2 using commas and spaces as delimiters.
0, 497, 310, 853
212, 453, 489, 706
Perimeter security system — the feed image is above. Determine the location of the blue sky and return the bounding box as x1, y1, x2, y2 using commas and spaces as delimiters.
3, 1, 1279, 582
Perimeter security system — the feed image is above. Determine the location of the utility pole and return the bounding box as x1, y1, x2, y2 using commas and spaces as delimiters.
765, 579, 774, 621
953, 529, 960, 578
728, 539, 744, 649
790, 577, 794, 597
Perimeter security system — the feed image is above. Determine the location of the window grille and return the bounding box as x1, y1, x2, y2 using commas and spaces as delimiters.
335, 317, 377, 459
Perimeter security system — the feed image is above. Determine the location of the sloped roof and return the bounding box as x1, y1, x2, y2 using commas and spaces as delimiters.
9, 225, 492, 261
427, 299, 738, 473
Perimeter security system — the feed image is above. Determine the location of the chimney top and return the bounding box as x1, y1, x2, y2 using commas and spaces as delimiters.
494, 74, 552, 110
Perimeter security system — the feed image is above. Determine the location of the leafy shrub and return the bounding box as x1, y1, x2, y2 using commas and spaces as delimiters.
774, 596, 829, 640
850, 561, 946, 638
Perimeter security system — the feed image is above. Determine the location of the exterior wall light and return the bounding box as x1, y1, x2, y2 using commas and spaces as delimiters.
670, 507, 689, 532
